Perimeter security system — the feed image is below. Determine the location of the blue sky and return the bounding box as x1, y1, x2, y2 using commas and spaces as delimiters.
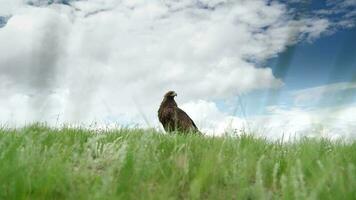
234, 25, 356, 117
0, 0, 355, 138
270, 27, 356, 90
226, 0, 356, 117
272, 0, 356, 90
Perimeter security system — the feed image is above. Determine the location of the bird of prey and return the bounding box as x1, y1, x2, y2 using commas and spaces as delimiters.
158, 91, 201, 134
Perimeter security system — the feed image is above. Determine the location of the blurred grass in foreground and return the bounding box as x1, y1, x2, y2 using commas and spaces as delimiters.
0, 124, 355, 200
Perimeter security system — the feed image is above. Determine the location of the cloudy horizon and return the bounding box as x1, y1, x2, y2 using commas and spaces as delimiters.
0, 0, 355, 140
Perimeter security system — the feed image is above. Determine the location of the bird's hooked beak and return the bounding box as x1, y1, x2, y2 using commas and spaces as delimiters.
172, 92, 177, 97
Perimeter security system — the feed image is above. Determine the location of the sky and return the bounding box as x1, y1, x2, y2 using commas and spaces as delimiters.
0, 0, 355, 140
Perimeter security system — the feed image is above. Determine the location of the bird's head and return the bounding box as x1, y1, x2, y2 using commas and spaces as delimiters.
164, 91, 177, 99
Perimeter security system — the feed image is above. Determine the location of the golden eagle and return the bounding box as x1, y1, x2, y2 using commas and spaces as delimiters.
158, 91, 200, 134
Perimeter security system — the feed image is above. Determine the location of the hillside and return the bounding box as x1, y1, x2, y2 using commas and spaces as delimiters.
0, 124, 355, 199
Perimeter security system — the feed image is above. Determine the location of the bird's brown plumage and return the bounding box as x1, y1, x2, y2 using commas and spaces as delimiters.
158, 91, 200, 134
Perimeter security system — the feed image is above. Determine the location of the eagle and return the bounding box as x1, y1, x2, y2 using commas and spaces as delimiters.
158, 91, 201, 134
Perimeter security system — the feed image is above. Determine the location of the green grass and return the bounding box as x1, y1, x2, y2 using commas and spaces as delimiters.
0, 124, 356, 200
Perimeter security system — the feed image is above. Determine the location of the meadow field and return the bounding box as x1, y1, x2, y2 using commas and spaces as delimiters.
0, 124, 355, 200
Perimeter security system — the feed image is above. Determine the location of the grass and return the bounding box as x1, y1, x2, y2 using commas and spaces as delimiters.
0, 124, 356, 200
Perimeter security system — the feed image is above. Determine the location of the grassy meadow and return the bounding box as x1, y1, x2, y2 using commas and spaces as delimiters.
0, 124, 356, 200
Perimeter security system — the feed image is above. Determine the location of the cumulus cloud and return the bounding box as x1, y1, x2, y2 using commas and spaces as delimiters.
181, 100, 246, 135
0, 0, 23, 15
249, 104, 356, 140
184, 82, 356, 139
292, 82, 356, 107
0, 0, 349, 137
181, 99, 356, 140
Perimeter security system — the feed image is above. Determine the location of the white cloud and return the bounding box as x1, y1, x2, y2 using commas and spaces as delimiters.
327, 0, 356, 8
250, 106, 356, 141
0, 0, 341, 135
180, 99, 356, 140
180, 100, 245, 135
292, 82, 356, 106
319, 0, 356, 28
300, 18, 330, 41
0, 0, 23, 15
